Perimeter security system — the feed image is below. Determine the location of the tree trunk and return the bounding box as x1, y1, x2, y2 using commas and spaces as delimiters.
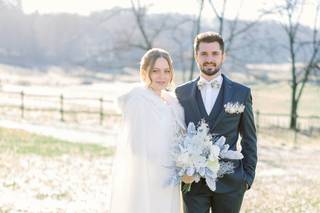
289, 30, 298, 130
188, 0, 204, 81
290, 85, 298, 129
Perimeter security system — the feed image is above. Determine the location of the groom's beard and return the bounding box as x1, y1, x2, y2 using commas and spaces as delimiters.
199, 62, 222, 76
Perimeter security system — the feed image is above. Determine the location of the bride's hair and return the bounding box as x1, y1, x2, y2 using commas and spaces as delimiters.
139, 48, 175, 90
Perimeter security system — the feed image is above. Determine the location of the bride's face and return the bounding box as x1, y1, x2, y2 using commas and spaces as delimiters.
149, 57, 172, 93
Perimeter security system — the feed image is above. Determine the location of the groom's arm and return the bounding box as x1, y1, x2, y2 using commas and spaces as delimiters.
239, 89, 257, 189
175, 86, 183, 103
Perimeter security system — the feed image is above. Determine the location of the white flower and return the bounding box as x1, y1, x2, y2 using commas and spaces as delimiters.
224, 102, 245, 114
167, 120, 244, 192
175, 152, 190, 168
209, 145, 220, 161
207, 159, 220, 173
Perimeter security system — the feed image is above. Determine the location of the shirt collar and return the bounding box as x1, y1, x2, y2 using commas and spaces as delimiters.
199, 72, 223, 84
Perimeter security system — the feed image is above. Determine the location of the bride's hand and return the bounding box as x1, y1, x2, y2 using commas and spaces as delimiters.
181, 175, 194, 184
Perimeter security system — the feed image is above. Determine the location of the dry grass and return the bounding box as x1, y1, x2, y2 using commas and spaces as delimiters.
0, 128, 113, 212
252, 82, 320, 116
0, 64, 319, 212
0, 127, 319, 212
241, 128, 320, 213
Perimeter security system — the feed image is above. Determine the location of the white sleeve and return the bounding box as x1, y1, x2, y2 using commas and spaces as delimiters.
110, 95, 152, 213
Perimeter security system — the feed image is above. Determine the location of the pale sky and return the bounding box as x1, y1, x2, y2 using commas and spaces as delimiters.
20, 0, 318, 27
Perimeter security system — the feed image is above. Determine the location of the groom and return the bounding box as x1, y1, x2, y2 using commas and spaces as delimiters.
175, 32, 257, 213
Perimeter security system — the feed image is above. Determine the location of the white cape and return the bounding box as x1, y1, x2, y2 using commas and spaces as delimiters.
110, 86, 185, 213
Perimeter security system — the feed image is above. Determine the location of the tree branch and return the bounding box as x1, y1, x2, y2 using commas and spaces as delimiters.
130, 0, 152, 50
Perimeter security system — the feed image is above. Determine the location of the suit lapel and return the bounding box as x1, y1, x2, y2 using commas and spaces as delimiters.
179, 77, 201, 126
211, 74, 235, 130
195, 84, 210, 118
186, 77, 203, 122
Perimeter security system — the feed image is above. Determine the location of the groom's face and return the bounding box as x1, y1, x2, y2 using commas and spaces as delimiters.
195, 41, 225, 77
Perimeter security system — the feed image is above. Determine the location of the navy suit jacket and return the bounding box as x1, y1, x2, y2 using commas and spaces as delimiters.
175, 74, 257, 193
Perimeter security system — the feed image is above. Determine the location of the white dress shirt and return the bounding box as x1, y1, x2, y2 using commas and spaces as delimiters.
199, 74, 223, 115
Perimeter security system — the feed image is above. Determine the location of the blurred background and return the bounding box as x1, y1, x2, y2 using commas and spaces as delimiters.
0, 0, 319, 212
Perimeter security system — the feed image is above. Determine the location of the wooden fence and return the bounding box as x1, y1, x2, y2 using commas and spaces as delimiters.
0, 90, 120, 125
255, 111, 320, 135
0, 90, 319, 134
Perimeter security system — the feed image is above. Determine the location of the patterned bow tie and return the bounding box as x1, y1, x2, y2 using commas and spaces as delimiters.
197, 79, 221, 90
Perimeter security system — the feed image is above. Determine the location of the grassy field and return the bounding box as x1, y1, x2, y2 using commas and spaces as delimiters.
1, 64, 319, 118
0, 64, 319, 212
252, 82, 320, 116
0, 128, 114, 157
0, 127, 319, 212
0, 128, 114, 212
242, 128, 320, 213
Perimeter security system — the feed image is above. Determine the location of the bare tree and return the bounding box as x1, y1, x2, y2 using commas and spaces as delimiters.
275, 0, 320, 129
208, 0, 227, 35
189, 0, 205, 80
208, 0, 272, 54
129, 0, 168, 50
130, 0, 152, 50
169, 18, 194, 82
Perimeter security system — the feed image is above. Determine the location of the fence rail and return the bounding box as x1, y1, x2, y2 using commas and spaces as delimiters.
0, 90, 119, 125
0, 90, 319, 134
255, 111, 320, 135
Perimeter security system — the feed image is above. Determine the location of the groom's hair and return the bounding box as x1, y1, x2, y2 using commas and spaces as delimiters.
194, 32, 224, 54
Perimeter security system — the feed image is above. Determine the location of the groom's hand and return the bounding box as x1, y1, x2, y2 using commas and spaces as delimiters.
181, 175, 194, 184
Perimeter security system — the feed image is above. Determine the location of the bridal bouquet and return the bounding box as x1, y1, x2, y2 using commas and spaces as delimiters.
167, 120, 243, 192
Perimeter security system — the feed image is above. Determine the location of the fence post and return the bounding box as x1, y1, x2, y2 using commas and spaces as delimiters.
20, 91, 24, 119
255, 110, 260, 133
99, 97, 104, 125
60, 94, 64, 122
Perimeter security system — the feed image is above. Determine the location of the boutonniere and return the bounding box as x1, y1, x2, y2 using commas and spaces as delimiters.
224, 102, 245, 114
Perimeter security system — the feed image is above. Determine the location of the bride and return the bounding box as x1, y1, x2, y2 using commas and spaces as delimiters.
110, 48, 185, 213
